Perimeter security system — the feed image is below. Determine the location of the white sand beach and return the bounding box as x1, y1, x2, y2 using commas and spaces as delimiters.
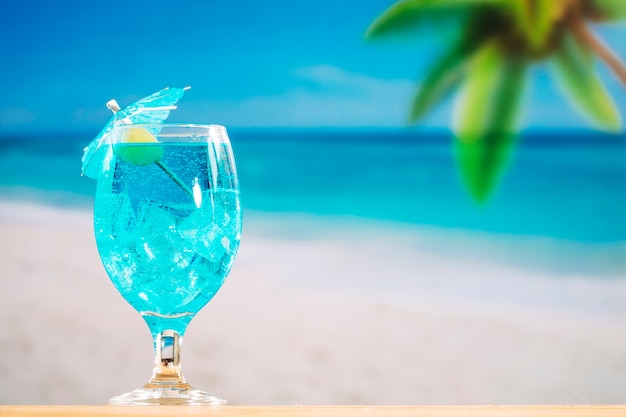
1, 199, 626, 405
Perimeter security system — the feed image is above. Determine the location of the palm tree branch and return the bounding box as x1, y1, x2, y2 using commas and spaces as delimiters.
569, 17, 626, 87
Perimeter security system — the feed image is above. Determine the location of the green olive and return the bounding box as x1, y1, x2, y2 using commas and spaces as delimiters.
113, 127, 164, 166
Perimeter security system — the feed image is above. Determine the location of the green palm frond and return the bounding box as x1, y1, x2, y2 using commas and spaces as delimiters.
592, 0, 626, 20
409, 42, 473, 122
408, 8, 507, 122
367, 0, 626, 203
508, 0, 564, 51
365, 0, 508, 38
552, 31, 621, 131
454, 42, 527, 202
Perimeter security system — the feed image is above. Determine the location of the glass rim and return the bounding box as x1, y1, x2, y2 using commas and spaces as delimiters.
109, 123, 230, 143
111, 123, 227, 130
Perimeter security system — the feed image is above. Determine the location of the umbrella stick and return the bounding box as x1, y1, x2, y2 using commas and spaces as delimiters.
155, 161, 195, 198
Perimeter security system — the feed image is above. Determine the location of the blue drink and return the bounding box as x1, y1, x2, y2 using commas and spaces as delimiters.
93, 124, 241, 404
95, 143, 241, 336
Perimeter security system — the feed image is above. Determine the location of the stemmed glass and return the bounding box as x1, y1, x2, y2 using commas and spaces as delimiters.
93, 124, 241, 405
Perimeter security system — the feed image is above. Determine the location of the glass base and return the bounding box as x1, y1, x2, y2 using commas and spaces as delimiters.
109, 382, 227, 405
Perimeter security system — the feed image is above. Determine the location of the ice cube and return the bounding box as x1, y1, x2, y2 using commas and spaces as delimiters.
136, 200, 181, 235
95, 194, 135, 240
103, 250, 137, 293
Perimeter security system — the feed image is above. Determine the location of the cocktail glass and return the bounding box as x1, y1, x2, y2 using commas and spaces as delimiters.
93, 123, 241, 405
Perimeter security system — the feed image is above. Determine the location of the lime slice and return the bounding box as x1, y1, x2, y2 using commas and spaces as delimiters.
114, 127, 164, 165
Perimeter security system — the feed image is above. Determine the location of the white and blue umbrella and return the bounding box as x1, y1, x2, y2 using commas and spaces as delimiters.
81, 86, 190, 179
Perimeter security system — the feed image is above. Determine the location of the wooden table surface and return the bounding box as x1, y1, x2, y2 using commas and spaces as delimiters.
1, 406, 626, 417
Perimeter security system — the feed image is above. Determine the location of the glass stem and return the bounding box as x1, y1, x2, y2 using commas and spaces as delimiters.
146, 330, 189, 388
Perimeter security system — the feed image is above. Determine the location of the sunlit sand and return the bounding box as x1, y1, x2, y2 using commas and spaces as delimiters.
1, 199, 626, 405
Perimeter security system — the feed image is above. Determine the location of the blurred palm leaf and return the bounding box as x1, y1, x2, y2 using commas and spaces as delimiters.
409, 42, 473, 122
508, 0, 565, 51
366, 0, 507, 38
552, 32, 621, 131
454, 42, 526, 202
367, 0, 626, 202
409, 8, 504, 121
593, 0, 626, 20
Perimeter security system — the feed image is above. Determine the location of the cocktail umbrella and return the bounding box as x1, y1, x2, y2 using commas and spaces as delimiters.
81, 86, 190, 180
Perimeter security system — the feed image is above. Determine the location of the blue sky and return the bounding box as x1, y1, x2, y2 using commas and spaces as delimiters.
1, 0, 625, 134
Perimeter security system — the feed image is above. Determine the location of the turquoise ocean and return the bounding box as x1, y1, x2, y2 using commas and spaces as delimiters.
1, 129, 625, 276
